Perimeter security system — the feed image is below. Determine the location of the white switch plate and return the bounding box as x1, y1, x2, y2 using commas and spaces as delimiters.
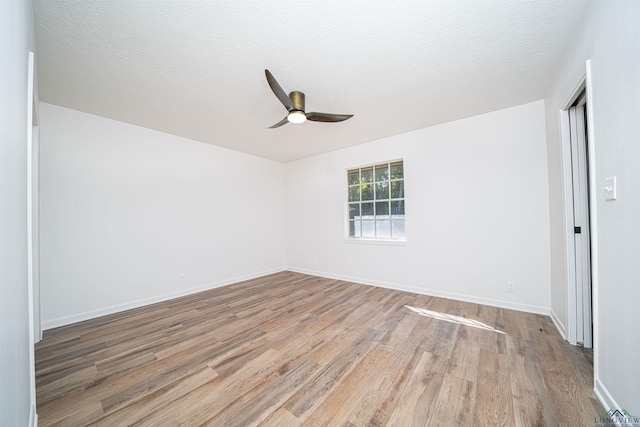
604, 176, 616, 201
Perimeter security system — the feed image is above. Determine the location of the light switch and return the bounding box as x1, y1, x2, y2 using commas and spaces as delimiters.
604, 176, 616, 201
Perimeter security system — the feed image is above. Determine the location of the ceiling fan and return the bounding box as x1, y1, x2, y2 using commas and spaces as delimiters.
265, 69, 353, 128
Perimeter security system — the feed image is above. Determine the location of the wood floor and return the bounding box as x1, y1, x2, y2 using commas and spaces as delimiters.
36, 271, 603, 426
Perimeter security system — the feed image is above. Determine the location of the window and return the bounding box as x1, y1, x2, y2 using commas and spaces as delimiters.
347, 160, 405, 240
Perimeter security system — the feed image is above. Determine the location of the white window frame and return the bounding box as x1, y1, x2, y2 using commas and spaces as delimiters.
344, 159, 406, 245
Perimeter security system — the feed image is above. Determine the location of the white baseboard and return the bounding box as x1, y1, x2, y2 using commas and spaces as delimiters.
42, 266, 550, 329
29, 402, 37, 427
287, 267, 549, 315
549, 308, 566, 340
42, 267, 286, 330
594, 378, 638, 427
594, 377, 623, 415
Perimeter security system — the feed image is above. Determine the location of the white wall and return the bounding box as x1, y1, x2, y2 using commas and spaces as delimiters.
286, 100, 550, 314
39, 103, 286, 327
0, 0, 37, 425
545, 0, 640, 415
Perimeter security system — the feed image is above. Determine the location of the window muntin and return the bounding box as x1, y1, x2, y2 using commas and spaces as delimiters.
347, 160, 405, 240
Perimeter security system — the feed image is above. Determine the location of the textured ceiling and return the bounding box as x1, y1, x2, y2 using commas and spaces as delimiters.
33, 0, 591, 162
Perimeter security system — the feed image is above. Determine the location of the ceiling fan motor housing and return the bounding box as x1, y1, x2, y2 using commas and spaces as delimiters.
289, 91, 305, 111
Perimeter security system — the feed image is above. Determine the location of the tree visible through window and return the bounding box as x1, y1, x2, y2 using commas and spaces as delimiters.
347, 160, 405, 239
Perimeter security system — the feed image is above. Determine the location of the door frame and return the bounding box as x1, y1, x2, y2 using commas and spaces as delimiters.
27, 50, 41, 343
27, 50, 40, 427
559, 60, 598, 355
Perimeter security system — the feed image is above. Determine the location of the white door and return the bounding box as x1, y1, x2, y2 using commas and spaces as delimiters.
568, 102, 592, 348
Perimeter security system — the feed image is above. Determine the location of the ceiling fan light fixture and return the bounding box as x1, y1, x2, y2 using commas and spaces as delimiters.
287, 110, 306, 124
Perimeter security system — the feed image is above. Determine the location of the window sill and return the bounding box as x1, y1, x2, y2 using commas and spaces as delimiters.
344, 238, 407, 247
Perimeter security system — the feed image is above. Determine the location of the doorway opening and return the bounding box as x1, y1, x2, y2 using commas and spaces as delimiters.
560, 62, 597, 351
568, 91, 592, 348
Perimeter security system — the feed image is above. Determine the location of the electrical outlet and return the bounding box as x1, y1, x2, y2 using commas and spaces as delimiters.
507, 281, 516, 293
180, 273, 188, 283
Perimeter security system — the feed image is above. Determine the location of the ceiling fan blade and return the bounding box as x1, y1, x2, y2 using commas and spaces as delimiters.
267, 116, 289, 129
306, 112, 353, 123
265, 70, 294, 111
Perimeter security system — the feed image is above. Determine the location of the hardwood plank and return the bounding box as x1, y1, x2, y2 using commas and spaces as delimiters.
205, 358, 319, 427
473, 349, 515, 426
507, 337, 546, 427
46, 401, 104, 427
130, 347, 287, 426
386, 350, 447, 426
430, 373, 477, 426
409, 368, 447, 426
302, 347, 395, 426
345, 340, 426, 426
283, 327, 383, 419
87, 366, 219, 426
257, 407, 302, 427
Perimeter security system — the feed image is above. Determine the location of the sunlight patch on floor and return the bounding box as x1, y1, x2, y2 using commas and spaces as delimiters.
404, 305, 506, 334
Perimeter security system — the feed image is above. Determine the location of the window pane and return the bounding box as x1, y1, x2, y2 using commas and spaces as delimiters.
376, 219, 391, 238
349, 220, 360, 237
361, 184, 374, 200
361, 167, 373, 183
392, 219, 405, 239
349, 203, 360, 219
362, 220, 375, 238
348, 186, 360, 202
375, 201, 389, 216
361, 202, 374, 216
390, 180, 404, 199
391, 200, 405, 215
348, 170, 360, 185
375, 164, 389, 182
347, 160, 405, 241
375, 182, 389, 199
390, 161, 403, 179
